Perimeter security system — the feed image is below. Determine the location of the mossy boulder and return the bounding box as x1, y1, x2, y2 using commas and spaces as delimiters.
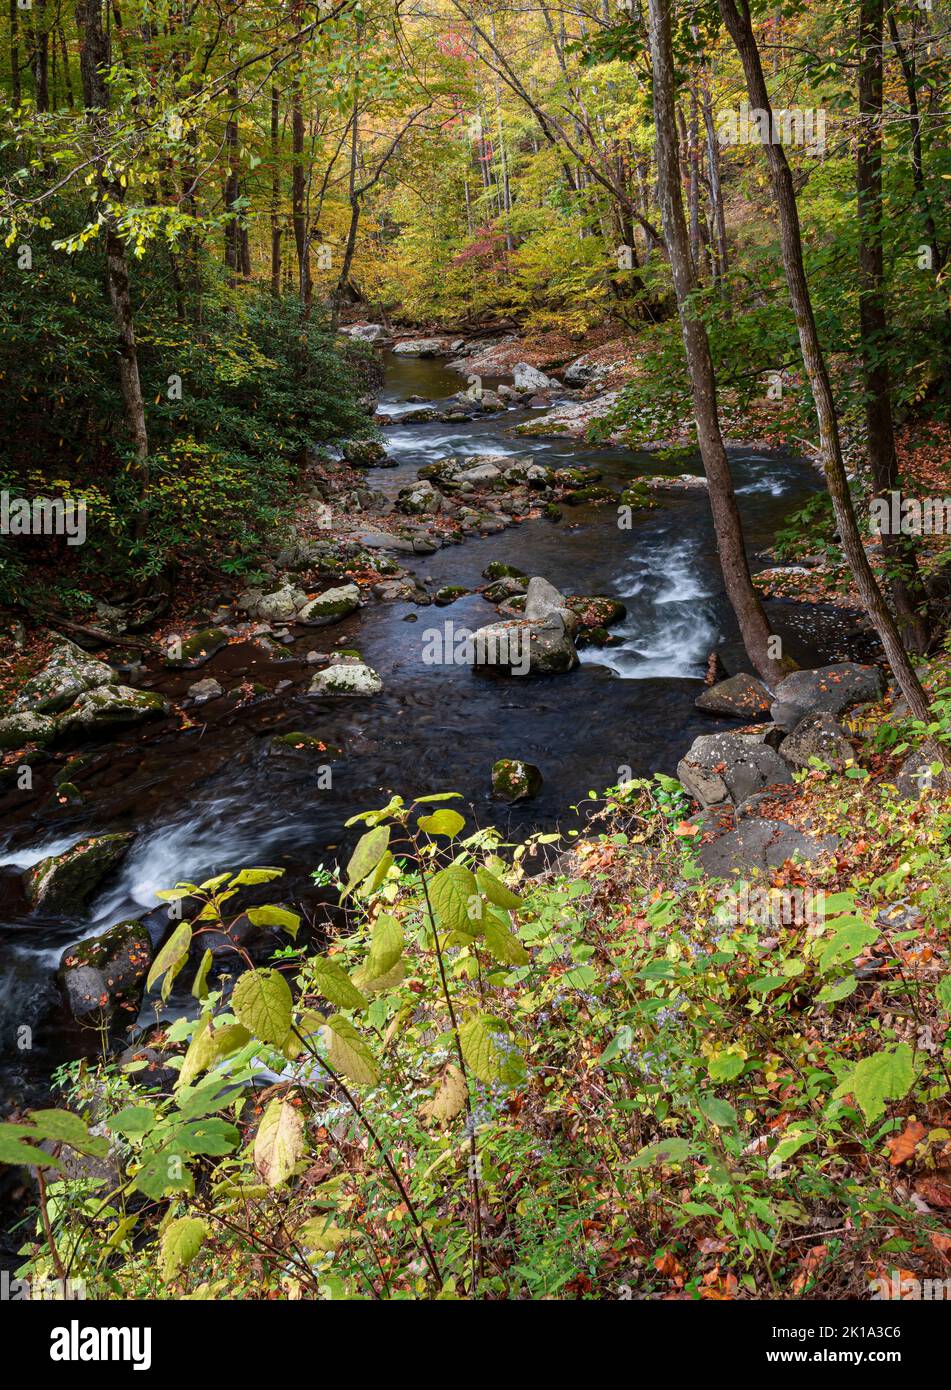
342, 438, 387, 466
491, 758, 543, 803
483, 576, 527, 604
561, 484, 618, 505
57, 685, 170, 738
12, 640, 115, 714
482, 561, 527, 581
59, 918, 151, 1024
565, 596, 627, 630
298, 582, 361, 626
0, 710, 58, 749
307, 662, 383, 697
26, 831, 136, 913
434, 585, 469, 607
270, 731, 342, 758
164, 627, 229, 669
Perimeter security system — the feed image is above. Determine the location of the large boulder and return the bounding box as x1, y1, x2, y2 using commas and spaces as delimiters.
523, 577, 581, 635
237, 582, 307, 623
59, 919, 151, 1024
57, 684, 169, 738
298, 582, 361, 626
513, 362, 556, 392
770, 663, 885, 731
26, 831, 136, 912
307, 662, 383, 697
0, 710, 57, 749
697, 816, 839, 879
341, 438, 387, 466
696, 674, 772, 720
491, 758, 543, 803
778, 712, 855, 771
471, 616, 578, 676
677, 731, 794, 808
345, 323, 389, 343
164, 626, 229, 669
396, 480, 441, 516
12, 640, 115, 714
393, 338, 448, 357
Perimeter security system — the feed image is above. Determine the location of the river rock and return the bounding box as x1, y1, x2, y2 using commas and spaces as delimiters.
57, 684, 170, 737
393, 338, 448, 357
513, 363, 556, 392
0, 710, 58, 749
164, 626, 230, 669
26, 831, 136, 912
307, 662, 383, 697
770, 663, 885, 732
483, 576, 527, 603
491, 758, 543, 802
298, 582, 361, 626
893, 740, 951, 800
396, 481, 441, 516
59, 919, 151, 1024
696, 816, 839, 879
696, 674, 773, 720
187, 677, 223, 703
342, 438, 387, 466
483, 561, 527, 581
524, 577, 580, 634
12, 640, 115, 714
677, 731, 794, 808
459, 462, 502, 485
238, 582, 308, 623
345, 323, 389, 343
471, 615, 578, 676
778, 712, 855, 771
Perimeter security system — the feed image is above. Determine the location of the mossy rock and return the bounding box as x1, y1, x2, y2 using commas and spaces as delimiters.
270, 731, 343, 758
482, 561, 527, 581
54, 754, 93, 787
342, 438, 387, 466
307, 662, 383, 697
483, 577, 527, 604
434, 585, 469, 607
491, 758, 543, 803
565, 596, 627, 629
53, 781, 84, 805
554, 466, 602, 487
57, 685, 170, 738
298, 583, 361, 626
543, 502, 563, 522
562, 485, 618, 505
59, 918, 151, 1024
164, 627, 230, 669
27, 831, 136, 913
0, 710, 57, 750
12, 640, 115, 714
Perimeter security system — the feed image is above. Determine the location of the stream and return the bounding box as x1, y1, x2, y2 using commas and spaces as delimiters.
0, 349, 868, 1108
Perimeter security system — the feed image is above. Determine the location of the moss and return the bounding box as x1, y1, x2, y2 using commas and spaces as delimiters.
483, 562, 527, 581
166, 627, 229, 668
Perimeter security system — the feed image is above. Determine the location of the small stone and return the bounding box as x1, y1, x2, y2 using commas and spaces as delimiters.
491, 758, 543, 803
187, 677, 223, 703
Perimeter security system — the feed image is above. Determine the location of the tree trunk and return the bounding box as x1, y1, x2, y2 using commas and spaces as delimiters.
857, 0, 930, 652
34, 0, 49, 110
718, 0, 936, 728
9, 0, 20, 108
291, 79, 311, 307
75, 0, 149, 498
270, 84, 282, 297
646, 0, 788, 686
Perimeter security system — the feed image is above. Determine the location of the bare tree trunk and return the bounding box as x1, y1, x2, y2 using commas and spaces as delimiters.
858, 0, 930, 652
646, 0, 788, 686
75, 0, 150, 505
718, 0, 936, 727
291, 78, 311, 307
701, 67, 729, 285
34, 0, 49, 110
270, 84, 282, 297
9, 0, 21, 108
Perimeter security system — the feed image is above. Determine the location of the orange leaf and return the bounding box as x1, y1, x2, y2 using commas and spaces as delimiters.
886, 1120, 927, 1166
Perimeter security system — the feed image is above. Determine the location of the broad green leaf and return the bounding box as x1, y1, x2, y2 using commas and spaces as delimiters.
707, 1053, 745, 1082
254, 1098, 304, 1189
429, 864, 479, 934
417, 808, 466, 839
107, 1106, 158, 1139
133, 1150, 194, 1200
937, 977, 951, 1014
298, 1218, 350, 1251
817, 976, 857, 1005
816, 921, 879, 972
482, 911, 529, 966
630, 1138, 694, 1168
146, 921, 193, 1001
319, 1016, 379, 1086
230, 867, 284, 887
245, 904, 301, 938
459, 1015, 524, 1086
341, 826, 390, 898
698, 1095, 738, 1130
177, 1021, 251, 1090
833, 1044, 916, 1122
0, 1126, 65, 1171
310, 956, 368, 1010
231, 968, 293, 1048
192, 949, 213, 1000
358, 849, 394, 897
365, 913, 403, 977
414, 793, 463, 804
160, 1216, 208, 1283
476, 867, 522, 910
352, 959, 406, 995
27, 1109, 108, 1156
771, 1127, 816, 1166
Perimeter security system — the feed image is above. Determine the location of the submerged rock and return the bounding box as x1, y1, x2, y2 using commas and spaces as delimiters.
491, 758, 543, 803
307, 662, 383, 697
59, 918, 151, 1024
12, 640, 115, 714
26, 831, 136, 913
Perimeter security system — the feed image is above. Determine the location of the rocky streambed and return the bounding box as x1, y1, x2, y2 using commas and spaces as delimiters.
0, 342, 880, 1126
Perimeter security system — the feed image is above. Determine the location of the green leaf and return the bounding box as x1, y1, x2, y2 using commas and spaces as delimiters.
230, 867, 284, 887
630, 1138, 694, 1168
429, 864, 479, 934
707, 1053, 745, 1082
231, 968, 293, 1048
771, 1127, 816, 1166
146, 921, 193, 1001
177, 1021, 252, 1090
254, 1098, 304, 1189
817, 976, 857, 1005
476, 867, 522, 910
0, 1125, 65, 1171
459, 1015, 524, 1086
417, 808, 466, 839
937, 976, 951, 1014
341, 826, 391, 898
815, 921, 879, 972
310, 956, 368, 1010
833, 1044, 917, 1122
133, 1151, 194, 1200
27, 1109, 108, 1156
192, 949, 213, 1000
319, 1016, 379, 1086
365, 913, 403, 977
698, 1095, 738, 1130
160, 1216, 208, 1282
107, 1106, 158, 1139
482, 910, 529, 966
245, 904, 301, 939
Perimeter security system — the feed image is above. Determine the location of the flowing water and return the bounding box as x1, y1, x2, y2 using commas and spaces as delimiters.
0, 350, 866, 1108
